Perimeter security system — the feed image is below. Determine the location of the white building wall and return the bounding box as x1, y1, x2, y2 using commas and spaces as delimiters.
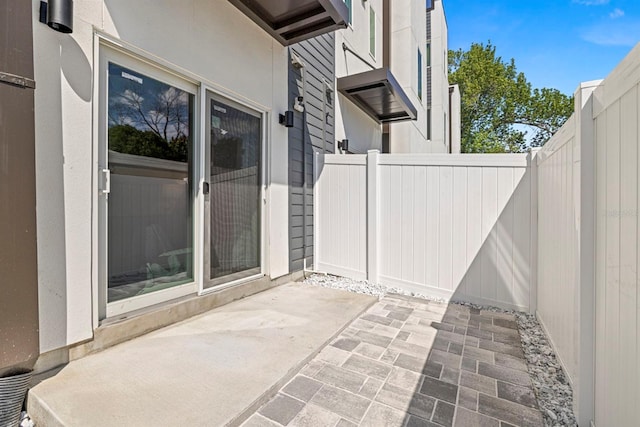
389, 0, 450, 153
389, 0, 425, 153
335, 0, 384, 154
450, 84, 461, 153
32, 0, 289, 352
429, 0, 450, 151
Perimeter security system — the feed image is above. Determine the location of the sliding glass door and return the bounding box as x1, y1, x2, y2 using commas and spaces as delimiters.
203, 92, 262, 289
101, 47, 198, 316
99, 46, 264, 316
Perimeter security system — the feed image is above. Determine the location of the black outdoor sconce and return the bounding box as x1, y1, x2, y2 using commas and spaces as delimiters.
338, 139, 349, 152
279, 111, 294, 128
39, 0, 74, 34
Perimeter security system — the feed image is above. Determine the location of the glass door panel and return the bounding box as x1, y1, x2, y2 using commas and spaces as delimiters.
106, 62, 194, 303
204, 94, 262, 289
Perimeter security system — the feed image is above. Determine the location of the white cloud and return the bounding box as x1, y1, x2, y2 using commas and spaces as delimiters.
573, 0, 610, 5
610, 8, 625, 19
582, 20, 640, 46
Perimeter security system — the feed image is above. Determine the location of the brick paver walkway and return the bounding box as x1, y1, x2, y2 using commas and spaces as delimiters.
243, 294, 544, 427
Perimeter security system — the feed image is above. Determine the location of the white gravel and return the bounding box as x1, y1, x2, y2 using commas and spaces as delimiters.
515, 312, 578, 427
303, 273, 447, 302
302, 273, 578, 427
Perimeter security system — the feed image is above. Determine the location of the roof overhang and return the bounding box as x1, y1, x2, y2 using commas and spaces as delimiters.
337, 68, 418, 124
227, 0, 349, 46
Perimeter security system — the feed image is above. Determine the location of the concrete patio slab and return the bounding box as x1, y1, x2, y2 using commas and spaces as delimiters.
27, 283, 376, 427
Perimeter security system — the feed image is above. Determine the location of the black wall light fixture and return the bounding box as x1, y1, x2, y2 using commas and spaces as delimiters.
279, 111, 294, 128
39, 0, 74, 34
338, 139, 349, 152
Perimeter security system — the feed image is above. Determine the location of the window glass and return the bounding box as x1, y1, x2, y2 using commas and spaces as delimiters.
344, 0, 352, 25
207, 98, 262, 284
369, 7, 376, 57
107, 62, 194, 303
418, 49, 423, 100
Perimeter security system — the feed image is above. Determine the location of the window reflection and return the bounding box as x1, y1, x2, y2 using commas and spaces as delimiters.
107, 63, 194, 303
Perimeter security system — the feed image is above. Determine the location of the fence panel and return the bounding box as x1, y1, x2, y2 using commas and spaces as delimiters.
315, 153, 536, 312
536, 113, 583, 417
592, 45, 640, 427
315, 154, 368, 279
377, 154, 534, 311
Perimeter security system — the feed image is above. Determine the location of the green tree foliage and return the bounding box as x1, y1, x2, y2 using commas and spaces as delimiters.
109, 124, 189, 162
448, 42, 574, 153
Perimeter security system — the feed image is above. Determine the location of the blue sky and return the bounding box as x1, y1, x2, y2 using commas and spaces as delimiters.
443, 0, 640, 95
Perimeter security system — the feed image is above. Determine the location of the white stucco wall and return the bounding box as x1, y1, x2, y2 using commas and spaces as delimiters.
389, 0, 450, 154
450, 84, 461, 153
388, 0, 426, 153
32, 0, 288, 352
334, 0, 383, 154
429, 0, 450, 151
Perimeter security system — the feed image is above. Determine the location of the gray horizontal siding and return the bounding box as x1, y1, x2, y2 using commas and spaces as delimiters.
288, 33, 335, 272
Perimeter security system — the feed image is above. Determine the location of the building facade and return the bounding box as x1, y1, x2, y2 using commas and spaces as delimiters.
333, 0, 460, 154
29, 0, 351, 372
12, 0, 457, 375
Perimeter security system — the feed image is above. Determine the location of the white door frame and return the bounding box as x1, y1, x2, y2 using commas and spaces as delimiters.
96, 42, 199, 319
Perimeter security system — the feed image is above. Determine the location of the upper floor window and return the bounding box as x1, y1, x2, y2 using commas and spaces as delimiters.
369, 7, 376, 57
418, 49, 423, 101
426, 43, 431, 67
344, 0, 352, 25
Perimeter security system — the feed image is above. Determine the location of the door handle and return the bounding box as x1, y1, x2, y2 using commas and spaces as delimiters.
100, 168, 111, 194
203, 182, 210, 195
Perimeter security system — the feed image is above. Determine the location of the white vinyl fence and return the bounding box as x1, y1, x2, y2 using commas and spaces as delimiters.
591, 47, 640, 427
315, 151, 537, 312
525, 44, 640, 426
536, 83, 597, 427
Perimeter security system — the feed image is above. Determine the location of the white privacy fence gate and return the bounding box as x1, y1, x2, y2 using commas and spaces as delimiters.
315, 151, 538, 312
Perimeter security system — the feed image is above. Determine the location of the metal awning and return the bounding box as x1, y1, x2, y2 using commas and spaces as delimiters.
227, 0, 349, 46
337, 67, 418, 123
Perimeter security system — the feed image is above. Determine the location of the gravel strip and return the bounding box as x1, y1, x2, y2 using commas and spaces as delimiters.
302, 273, 447, 302
515, 312, 578, 427
303, 273, 578, 427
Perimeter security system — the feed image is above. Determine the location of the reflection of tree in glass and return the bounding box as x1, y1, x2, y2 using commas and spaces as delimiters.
110, 87, 188, 141
109, 125, 188, 162
108, 76, 191, 162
